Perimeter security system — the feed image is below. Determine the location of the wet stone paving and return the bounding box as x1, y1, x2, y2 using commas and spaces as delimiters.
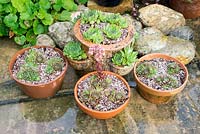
0, 20, 200, 134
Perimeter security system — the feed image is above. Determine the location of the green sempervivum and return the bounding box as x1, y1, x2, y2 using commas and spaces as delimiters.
81, 10, 100, 24
17, 63, 40, 82
106, 13, 128, 28
155, 75, 179, 90
112, 46, 138, 66
167, 62, 180, 75
63, 41, 87, 60
25, 48, 45, 64
103, 24, 122, 40
136, 62, 157, 78
83, 27, 104, 44
45, 57, 63, 74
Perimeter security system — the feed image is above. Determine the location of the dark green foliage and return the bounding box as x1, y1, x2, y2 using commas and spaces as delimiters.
83, 27, 104, 44
63, 41, 87, 60
112, 46, 138, 66
136, 62, 157, 78
0, 0, 78, 47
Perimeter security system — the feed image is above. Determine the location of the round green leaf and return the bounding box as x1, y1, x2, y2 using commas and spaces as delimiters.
41, 14, 53, 25
57, 10, 71, 21
3, 14, 18, 29
14, 35, 26, 45
33, 20, 44, 35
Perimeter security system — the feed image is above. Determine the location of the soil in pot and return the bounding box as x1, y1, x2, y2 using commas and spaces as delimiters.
77, 73, 129, 111
12, 47, 66, 84
136, 58, 186, 91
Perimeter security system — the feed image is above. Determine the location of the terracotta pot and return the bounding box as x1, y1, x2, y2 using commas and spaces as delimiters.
9, 46, 68, 99
96, 0, 122, 7
66, 57, 92, 70
169, 0, 200, 19
74, 19, 134, 58
74, 71, 131, 119
110, 62, 135, 76
133, 53, 188, 104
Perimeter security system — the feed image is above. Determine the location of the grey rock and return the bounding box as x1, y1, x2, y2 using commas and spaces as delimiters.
36, 34, 55, 47
123, 14, 143, 32
139, 4, 185, 34
135, 27, 167, 54
169, 26, 194, 41
135, 27, 195, 64
155, 36, 195, 64
48, 22, 75, 49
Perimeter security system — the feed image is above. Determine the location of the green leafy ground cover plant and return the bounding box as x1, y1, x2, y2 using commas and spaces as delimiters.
63, 41, 87, 60
0, 0, 78, 47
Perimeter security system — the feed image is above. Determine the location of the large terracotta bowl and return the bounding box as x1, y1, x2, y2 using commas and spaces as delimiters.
169, 0, 200, 19
9, 46, 68, 99
133, 53, 188, 104
74, 71, 131, 119
74, 19, 134, 58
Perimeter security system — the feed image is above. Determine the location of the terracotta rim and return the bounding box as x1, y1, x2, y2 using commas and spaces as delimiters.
74, 71, 131, 114
9, 46, 68, 86
73, 19, 134, 51
133, 53, 189, 96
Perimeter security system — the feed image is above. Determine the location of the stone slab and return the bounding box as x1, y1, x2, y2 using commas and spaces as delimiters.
0, 89, 199, 134
87, 0, 133, 13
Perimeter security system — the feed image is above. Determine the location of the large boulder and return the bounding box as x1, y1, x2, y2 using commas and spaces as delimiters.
139, 4, 185, 34
48, 22, 74, 49
36, 34, 55, 47
135, 27, 196, 64
155, 36, 196, 65
135, 27, 167, 54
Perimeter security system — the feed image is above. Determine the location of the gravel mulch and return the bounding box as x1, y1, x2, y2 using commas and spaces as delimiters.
77, 74, 129, 111
12, 47, 65, 85
136, 58, 186, 91
80, 23, 129, 45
